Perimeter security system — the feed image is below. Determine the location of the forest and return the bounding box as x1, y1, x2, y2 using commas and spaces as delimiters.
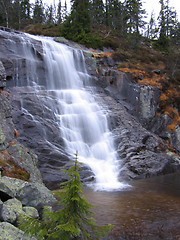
0, 0, 179, 50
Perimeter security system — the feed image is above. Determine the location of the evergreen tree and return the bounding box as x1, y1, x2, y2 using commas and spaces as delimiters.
0, 0, 13, 27
91, 0, 105, 26
164, 0, 178, 38
57, 0, 62, 24
124, 0, 146, 34
45, 4, 54, 24
19, 153, 112, 240
61, 0, 91, 41
147, 11, 158, 39
12, 0, 21, 29
33, 0, 44, 24
62, 0, 68, 22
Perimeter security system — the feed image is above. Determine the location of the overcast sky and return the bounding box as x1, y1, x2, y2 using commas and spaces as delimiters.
31, 0, 180, 21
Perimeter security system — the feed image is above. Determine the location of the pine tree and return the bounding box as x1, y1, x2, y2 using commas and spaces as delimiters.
19, 153, 112, 240
91, 0, 105, 26
61, 0, 91, 42
57, 0, 62, 24
124, 0, 146, 34
33, 0, 44, 24
45, 4, 55, 25
147, 11, 158, 39
0, 0, 13, 27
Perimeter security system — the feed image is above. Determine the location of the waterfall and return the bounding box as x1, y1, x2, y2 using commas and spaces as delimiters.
15, 34, 129, 191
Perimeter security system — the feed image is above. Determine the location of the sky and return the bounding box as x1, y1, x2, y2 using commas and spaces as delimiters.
31, 0, 180, 22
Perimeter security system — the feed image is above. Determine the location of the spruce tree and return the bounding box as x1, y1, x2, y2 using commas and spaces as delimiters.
91, 0, 105, 26
57, 0, 62, 24
0, 0, 13, 27
124, 0, 146, 34
19, 153, 112, 240
61, 0, 91, 41
33, 0, 44, 24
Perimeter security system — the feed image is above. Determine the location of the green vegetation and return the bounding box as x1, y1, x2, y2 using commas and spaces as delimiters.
0, 0, 179, 52
18, 153, 112, 239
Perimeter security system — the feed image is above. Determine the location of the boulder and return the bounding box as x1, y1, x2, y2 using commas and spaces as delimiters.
0, 176, 28, 197
0, 198, 23, 224
0, 176, 56, 209
22, 206, 39, 219
16, 182, 57, 209
0, 222, 36, 240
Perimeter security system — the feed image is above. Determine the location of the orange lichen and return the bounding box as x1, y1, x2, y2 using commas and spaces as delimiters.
96, 69, 99, 75
9, 141, 17, 147
14, 129, 18, 138
161, 106, 180, 131
0, 150, 30, 181
92, 51, 114, 58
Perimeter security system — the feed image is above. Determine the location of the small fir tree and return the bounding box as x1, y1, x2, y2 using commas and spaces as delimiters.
19, 153, 112, 240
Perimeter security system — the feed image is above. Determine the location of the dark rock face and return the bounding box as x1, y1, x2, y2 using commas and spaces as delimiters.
0, 28, 179, 189
92, 92, 180, 181
0, 29, 45, 88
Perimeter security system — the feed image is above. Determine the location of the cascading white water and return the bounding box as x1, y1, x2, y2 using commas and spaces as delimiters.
23, 34, 129, 191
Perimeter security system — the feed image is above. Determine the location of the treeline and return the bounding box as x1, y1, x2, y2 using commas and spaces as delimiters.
0, 0, 180, 50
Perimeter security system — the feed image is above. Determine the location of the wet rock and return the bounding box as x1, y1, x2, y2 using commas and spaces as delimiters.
96, 92, 180, 180
0, 222, 36, 240
174, 126, 180, 152
0, 60, 6, 88
0, 29, 45, 88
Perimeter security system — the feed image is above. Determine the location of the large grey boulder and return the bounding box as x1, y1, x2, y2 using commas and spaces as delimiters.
0, 198, 23, 224
0, 222, 36, 240
0, 176, 28, 198
0, 177, 57, 211
16, 182, 57, 209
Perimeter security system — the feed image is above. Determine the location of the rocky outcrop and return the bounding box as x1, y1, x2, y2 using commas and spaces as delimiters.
0, 86, 42, 183
84, 51, 180, 180
0, 27, 179, 188
92, 91, 180, 180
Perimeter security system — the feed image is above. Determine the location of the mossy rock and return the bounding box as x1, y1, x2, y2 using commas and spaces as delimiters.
0, 222, 36, 240
22, 206, 39, 219
1, 198, 23, 223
